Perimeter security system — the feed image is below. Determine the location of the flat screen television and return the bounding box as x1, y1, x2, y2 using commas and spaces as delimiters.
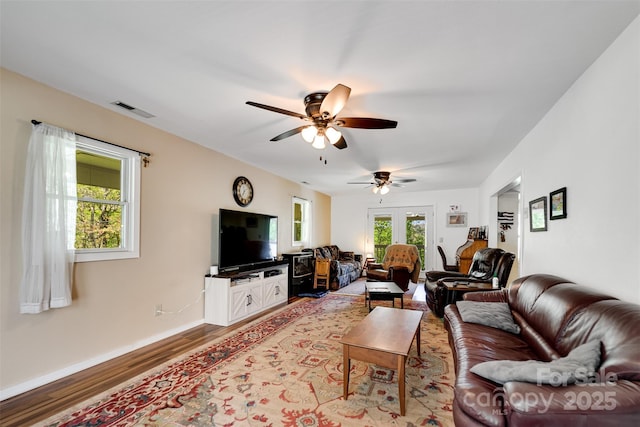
218, 208, 278, 272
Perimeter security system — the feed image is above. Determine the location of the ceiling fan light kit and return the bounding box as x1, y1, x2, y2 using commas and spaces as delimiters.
246, 83, 397, 151
324, 126, 342, 144
349, 170, 417, 195
373, 184, 390, 195
301, 125, 316, 143
311, 134, 326, 149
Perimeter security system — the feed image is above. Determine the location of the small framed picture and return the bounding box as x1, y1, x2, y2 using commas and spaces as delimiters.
529, 197, 548, 232
447, 212, 467, 227
549, 187, 567, 220
467, 227, 479, 239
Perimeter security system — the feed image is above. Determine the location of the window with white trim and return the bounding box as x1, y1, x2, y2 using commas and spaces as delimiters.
292, 197, 311, 247
74, 136, 140, 262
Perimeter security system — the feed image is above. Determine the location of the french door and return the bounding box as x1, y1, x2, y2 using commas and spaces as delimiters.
367, 206, 434, 273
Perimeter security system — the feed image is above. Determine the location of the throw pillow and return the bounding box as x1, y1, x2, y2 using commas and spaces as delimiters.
457, 301, 521, 334
470, 340, 601, 385
339, 251, 354, 260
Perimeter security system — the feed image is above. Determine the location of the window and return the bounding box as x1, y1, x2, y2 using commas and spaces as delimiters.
74, 136, 140, 262
292, 197, 311, 246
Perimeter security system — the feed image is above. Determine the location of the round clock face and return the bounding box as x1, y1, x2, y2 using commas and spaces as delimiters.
233, 176, 253, 207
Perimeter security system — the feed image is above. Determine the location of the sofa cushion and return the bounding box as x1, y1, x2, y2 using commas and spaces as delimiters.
470, 340, 601, 385
457, 300, 521, 334
339, 250, 354, 260
556, 299, 640, 381
445, 303, 538, 427
507, 275, 614, 348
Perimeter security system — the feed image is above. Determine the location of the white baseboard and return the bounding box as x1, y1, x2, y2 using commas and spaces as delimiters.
0, 319, 204, 401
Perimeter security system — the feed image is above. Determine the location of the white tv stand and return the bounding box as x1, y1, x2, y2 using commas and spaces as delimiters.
204, 264, 288, 326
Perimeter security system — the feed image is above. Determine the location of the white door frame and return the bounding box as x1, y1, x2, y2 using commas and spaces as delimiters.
366, 205, 434, 273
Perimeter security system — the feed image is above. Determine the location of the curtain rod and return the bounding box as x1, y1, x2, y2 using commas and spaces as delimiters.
31, 120, 151, 157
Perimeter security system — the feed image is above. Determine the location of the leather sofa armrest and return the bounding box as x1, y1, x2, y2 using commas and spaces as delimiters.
502, 380, 640, 419
426, 270, 467, 282
463, 289, 508, 302
368, 262, 383, 270
389, 266, 411, 292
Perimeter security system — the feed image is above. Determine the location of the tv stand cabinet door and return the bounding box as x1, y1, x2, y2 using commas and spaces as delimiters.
264, 275, 288, 306
229, 286, 249, 322
229, 283, 263, 323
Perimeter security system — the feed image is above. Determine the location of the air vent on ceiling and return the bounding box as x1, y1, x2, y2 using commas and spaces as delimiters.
111, 101, 155, 119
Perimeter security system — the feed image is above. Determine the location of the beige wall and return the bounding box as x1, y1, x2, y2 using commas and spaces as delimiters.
0, 69, 331, 397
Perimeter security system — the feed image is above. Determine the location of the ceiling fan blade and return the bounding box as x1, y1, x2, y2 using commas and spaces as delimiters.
246, 101, 308, 120
332, 135, 348, 150
347, 181, 376, 185
336, 117, 398, 129
270, 126, 307, 141
394, 178, 416, 183
320, 84, 351, 119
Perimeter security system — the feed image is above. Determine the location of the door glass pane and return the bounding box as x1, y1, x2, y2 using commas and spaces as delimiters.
373, 215, 392, 262
405, 212, 426, 269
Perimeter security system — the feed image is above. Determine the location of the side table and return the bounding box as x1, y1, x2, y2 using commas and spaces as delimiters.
362, 257, 376, 277
440, 279, 501, 306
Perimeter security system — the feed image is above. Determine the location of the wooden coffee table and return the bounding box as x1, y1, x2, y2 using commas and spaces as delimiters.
340, 306, 423, 415
365, 281, 405, 311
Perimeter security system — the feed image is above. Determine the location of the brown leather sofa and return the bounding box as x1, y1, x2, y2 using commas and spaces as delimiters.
444, 274, 640, 426
425, 248, 515, 317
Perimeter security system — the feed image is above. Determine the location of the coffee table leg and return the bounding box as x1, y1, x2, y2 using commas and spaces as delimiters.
398, 355, 406, 415
343, 344, 350, 400
416, 323, 421, 356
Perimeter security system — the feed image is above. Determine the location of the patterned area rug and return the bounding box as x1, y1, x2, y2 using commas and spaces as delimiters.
41, 294, 454, 426
333, 278, 419, 297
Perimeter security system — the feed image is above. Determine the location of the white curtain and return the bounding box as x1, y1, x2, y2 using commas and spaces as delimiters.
20, 123, 77, 314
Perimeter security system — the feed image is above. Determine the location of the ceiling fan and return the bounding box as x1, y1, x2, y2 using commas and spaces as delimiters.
348, 171, 416, 194
246, 84, 397, 150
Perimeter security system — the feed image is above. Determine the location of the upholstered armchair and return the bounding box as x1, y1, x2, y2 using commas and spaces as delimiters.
366, 244, 421, 291
425, 248, 515, 317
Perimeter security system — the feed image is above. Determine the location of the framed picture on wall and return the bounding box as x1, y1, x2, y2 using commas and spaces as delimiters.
549, 187, 567, 220
529, 197, 548, 232
467, 227, 479, 239
446, 212, 467, 227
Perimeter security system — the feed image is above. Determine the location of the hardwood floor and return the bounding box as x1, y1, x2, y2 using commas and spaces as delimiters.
0, 299, 299, 427
1, 287, 426, 426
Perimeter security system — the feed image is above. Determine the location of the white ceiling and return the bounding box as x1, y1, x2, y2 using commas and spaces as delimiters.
2, 1, 638, 196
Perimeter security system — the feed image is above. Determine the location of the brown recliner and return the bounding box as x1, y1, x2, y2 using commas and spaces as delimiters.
366, 244, 421, 291
425, 247, 515, 317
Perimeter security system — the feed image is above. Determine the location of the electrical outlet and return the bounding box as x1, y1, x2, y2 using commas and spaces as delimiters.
155, 304, 162, 316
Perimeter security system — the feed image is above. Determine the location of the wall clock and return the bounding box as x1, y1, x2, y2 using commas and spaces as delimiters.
233, 176, 253, 207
